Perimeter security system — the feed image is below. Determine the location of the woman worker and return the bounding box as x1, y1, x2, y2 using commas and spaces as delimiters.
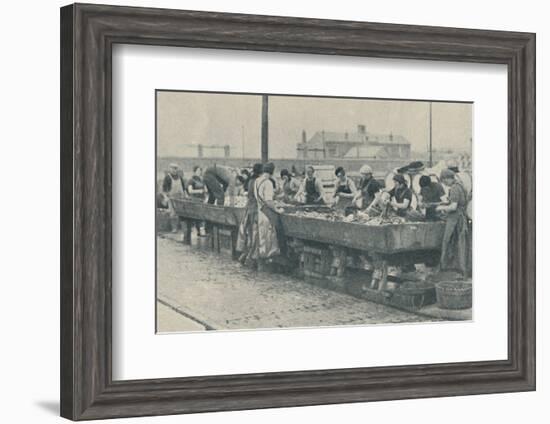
296, 166, 325, 205
352, 164, 381, 209
254, 162, 281, 264
185, 165, 207, 236
436, 169, 471, 278
388, 173, 413, 216
418, 175, 447, 220
236, 163, 263, 266
277, 169, 301, 203
332, 166, 357, 210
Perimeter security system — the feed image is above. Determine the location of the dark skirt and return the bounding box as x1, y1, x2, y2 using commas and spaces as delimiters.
440, 210, 472, 277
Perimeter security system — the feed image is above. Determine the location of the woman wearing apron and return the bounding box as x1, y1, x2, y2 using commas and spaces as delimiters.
162, 163, 187, 232
436, 169, 472, 278
278, 169, 301, 204
186, 166, 206, 236
254, 163, 281, 262
236, 163, 263, 267
332, 166, 357, 211
296, 166, 325, 205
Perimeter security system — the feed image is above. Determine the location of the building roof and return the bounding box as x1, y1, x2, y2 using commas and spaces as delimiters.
302, 130, 409, 148
344, 145, 390, 159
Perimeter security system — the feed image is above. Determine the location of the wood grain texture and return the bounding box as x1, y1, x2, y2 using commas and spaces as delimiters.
60, 3, 536, 420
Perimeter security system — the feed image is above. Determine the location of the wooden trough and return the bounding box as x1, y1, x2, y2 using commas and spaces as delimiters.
171, 199, 245, 257
280, 214, 445, 291
170, 198, 446, 292
171, 198, 245, 227
280, 214, 445, 254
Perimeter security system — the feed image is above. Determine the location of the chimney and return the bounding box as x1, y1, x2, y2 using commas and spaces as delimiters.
302, 129, 307, 144
357, 124, 366, 134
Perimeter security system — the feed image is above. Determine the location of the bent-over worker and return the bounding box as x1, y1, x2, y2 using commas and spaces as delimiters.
202, 164, 245, 205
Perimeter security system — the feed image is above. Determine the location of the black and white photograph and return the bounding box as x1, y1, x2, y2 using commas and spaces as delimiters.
1, 0, 544, 423
156, 91, 473, 332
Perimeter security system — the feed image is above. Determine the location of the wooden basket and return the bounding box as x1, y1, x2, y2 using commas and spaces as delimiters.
436, 282, 472, 310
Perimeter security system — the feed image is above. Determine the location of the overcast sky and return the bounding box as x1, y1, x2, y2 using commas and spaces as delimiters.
157, 91, 472, 159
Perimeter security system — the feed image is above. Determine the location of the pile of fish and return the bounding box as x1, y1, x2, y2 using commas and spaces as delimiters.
350, 214, 407, 226
290, 210, 344, 222
287, 209, 407, 226
230, 196, 248, 208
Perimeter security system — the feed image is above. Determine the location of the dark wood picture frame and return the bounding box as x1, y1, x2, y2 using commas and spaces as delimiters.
60, 3, 536, 420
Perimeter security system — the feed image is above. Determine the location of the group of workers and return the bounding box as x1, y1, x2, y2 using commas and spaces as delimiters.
160, 159, 471, 278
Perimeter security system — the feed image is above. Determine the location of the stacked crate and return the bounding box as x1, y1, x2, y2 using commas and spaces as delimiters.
302, 244, 348, 292
303, 245, 331, 285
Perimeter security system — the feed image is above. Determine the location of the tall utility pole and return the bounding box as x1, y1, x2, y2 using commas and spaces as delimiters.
428, 102, 433, 167
261, 95, 268, 162
241, 125, 245, 159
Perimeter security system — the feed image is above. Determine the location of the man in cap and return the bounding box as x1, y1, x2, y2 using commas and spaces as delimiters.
162, 163, 186, 199
353, 164, 381, 209
436, 169, 471, 277
161, 163, 187, 232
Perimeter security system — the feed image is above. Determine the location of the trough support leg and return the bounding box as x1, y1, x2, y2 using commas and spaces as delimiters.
231, 228, 239, 260
369, 253, 388, 291
181, 218, 192, 245
212, 225, 220, 253
378, 260, 388, 291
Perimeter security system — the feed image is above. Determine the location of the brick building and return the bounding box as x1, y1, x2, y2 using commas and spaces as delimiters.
296, 124, 411, 160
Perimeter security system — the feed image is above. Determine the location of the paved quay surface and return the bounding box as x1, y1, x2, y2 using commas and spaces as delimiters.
156, 233, 434, 332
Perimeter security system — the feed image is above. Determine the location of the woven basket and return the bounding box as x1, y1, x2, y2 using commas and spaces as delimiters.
393, 281, 436, 310
436, 282, 472, 310
156, 209, 173, 232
